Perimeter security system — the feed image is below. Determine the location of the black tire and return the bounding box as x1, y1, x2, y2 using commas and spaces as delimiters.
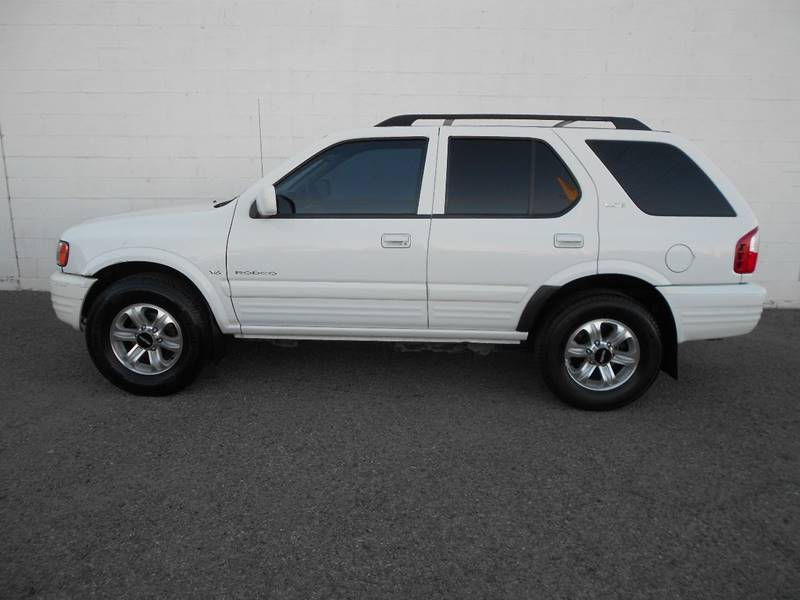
85, 273, 210, 396
536, 293, 662, 410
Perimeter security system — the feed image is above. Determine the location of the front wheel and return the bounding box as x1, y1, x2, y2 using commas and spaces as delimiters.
537, 294, 662, 410
85, 273, 210, 396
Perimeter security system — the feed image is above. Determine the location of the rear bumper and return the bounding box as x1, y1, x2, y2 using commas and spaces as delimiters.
657, 283, 766, 343
50, 271, 96, 331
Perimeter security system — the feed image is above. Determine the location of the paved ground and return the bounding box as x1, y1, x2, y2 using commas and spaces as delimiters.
0, 291, 798, 599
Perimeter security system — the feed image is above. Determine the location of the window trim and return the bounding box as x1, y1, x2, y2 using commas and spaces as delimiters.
442, 136, 583, 219
586, 139, 737, 218
261, 136, 430, 219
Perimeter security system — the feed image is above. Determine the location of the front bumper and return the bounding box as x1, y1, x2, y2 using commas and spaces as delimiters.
657, 283, 766, 343
50, 271, 97, 331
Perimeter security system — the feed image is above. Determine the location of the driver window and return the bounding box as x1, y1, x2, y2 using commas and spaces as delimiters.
275, 138, 428, 215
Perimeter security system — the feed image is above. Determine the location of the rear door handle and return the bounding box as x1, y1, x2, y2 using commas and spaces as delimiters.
381, 233, 411, 248
554, 233, 584, 248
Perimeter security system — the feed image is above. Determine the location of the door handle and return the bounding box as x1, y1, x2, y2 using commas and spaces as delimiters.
554, 233, 584, 248
381, 233, 411, 248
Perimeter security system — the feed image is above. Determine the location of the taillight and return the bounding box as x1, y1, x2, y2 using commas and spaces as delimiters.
733, 227, 759, 274
56, 240, 70, 267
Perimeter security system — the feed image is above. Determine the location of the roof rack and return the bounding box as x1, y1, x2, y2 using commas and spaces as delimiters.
375, 114, 651, 131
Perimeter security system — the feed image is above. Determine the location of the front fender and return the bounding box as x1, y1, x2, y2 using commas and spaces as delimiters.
82, 248, 240, 334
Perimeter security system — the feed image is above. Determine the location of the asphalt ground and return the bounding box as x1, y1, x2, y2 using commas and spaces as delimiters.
0, 291, 798, 599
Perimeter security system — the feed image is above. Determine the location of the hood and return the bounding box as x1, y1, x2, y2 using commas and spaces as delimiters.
77, 202, 218, 226
59, 199, 239, 275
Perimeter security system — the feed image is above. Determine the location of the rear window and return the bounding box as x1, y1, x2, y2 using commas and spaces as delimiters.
587, 140, 735, 217
445, 138, 580, 216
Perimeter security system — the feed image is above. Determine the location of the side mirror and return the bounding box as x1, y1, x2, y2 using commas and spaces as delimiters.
254, 184, 277, 217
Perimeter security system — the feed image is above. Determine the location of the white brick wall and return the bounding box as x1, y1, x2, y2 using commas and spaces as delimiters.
0, 0, 798, 305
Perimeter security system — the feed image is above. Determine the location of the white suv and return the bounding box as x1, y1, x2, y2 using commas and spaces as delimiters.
50, 114, 765, 410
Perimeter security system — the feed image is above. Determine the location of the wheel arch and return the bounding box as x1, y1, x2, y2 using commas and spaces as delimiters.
78, 247, 237, 330
518, 274, 678, 378
80, 260, 231, 360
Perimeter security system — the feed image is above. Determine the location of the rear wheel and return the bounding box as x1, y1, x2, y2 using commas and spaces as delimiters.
85, 273, 210, 395
537, 294, 662, 410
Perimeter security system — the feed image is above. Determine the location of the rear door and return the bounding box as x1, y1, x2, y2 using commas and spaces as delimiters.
227, 129, 437, 334
427, 127, 598, 333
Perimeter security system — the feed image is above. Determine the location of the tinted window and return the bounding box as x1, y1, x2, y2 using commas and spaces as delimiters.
276, 138, 427, 215
587, 140, 735, 217
445, 138, 580, 216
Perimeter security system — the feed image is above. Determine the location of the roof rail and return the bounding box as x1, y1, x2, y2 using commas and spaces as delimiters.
375, 114, 651, 131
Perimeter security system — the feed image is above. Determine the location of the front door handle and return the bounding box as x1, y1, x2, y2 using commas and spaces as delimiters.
381, 233, 411, 248
554, 233, 584, 248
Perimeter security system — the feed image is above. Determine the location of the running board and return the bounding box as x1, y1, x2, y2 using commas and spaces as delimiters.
235, 326, 526, 344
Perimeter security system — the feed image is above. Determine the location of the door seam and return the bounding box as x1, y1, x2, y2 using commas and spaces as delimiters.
424, 127, 442, 329
552, 129, 601, 274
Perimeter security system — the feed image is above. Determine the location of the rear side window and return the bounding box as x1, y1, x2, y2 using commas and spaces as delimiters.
587, 140, 735, 217
445, 138, 580, 216
275, 138, 427, 215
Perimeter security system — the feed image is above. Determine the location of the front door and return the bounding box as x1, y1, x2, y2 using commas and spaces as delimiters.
227, 130, 437, 335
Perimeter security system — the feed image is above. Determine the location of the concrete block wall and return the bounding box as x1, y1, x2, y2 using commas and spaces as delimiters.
0, 0, 798, 305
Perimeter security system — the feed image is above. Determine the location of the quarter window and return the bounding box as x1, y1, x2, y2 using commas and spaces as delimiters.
275, 138, 428, 215
587, 140, 735, 217
445, 138, 580, 216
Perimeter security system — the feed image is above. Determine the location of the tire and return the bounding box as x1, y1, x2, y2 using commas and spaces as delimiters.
536, 293, 662, 410
85, 273, 210, 396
